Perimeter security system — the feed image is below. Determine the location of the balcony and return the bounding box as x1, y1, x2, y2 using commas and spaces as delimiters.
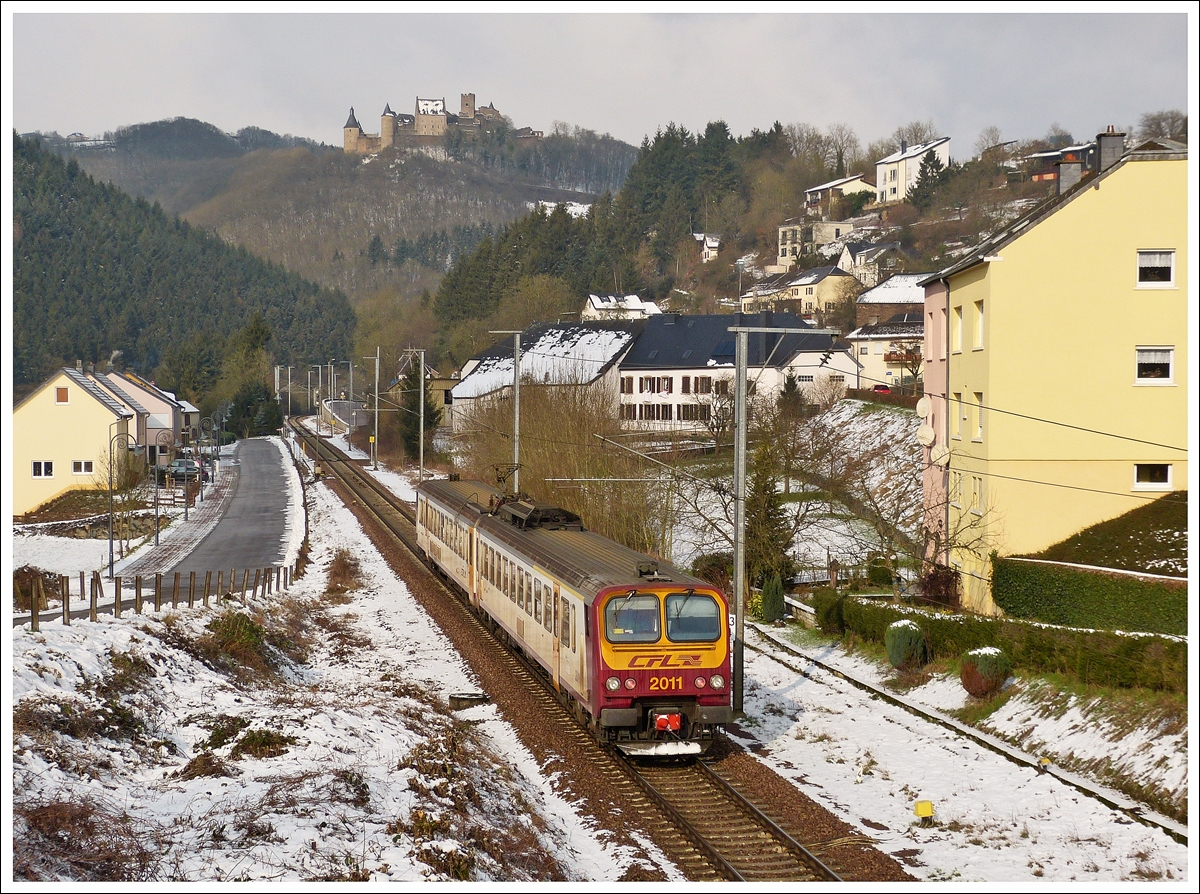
884, 351, 922, 364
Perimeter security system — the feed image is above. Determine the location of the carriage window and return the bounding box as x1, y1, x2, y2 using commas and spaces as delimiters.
545, 589, 555, 633
534, 584, 542, 624
665, 592, 721, 643
605, 593, 661, 643
560, 595, 570, 642
570, 604, 577, 652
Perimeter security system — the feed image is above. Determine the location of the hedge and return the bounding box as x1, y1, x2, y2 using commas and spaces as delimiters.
992, 556, 1187, 637
807, 590, 1185, 693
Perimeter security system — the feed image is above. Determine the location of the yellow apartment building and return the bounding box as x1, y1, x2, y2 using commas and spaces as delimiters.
921, 137, 1187, 613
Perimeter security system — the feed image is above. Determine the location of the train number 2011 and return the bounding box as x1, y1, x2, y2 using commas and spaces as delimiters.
649, 676, 684, 691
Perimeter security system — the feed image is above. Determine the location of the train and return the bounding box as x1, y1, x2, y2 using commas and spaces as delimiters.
415, 477, 733, 756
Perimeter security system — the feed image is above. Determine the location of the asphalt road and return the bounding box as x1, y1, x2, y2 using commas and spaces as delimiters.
168, 438, 291, 576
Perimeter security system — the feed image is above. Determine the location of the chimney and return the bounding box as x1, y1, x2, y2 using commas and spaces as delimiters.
76, 360, 83, 372
1056, 156, 1083, 195
901, 139, 908, 153
1096, 125, 1126, 172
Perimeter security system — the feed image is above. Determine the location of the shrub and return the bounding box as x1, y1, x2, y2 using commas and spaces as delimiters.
867, 557, 892, 588
919, 564, 960, 609
760, 574, 785, 623
961, 647, 1012, 698
811, 588, 845, 634
230, 729, 297, 760
884, 619, 929, 670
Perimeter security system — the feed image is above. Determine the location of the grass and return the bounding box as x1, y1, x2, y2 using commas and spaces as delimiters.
14, 797, 164, 881
229, 728, 298, 760
1028, 490, 1187, 576
324, 547, 363, 602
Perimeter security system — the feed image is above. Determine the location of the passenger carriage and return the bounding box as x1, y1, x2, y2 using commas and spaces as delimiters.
416, 478, 732, 755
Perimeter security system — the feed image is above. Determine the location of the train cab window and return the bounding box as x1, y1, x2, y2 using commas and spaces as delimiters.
605, 593, 661, 643
665, 592, 721, 643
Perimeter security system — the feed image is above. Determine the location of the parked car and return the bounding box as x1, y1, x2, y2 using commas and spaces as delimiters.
872, 383, 892, 394
163, 459, 208, 483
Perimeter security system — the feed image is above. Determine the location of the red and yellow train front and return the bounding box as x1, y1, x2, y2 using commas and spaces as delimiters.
592, 586, 733, 755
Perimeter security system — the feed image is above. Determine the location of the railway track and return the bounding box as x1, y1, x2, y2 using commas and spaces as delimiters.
290, 422, 841, 882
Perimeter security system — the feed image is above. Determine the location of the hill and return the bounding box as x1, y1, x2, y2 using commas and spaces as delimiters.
13, 134, 355, 395
39, 118, 638, 308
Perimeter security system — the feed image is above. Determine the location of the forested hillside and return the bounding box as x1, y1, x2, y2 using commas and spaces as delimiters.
41, 117, 634, 308
13, 134, 355, 397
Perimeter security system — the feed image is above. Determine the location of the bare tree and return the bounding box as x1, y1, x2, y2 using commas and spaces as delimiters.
974, 125, 1004, 159
893, 119, 940, 147
93, 449, 147, 562
1138, 109, 1187, 142
825, 123, 861, 176
784, 122, 829, 164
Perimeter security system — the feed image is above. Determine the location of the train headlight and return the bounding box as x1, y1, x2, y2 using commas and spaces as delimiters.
709, 674, 725, 690
694, 676, 707, 688
605, 677, 621, 692
624, 678, 637, 690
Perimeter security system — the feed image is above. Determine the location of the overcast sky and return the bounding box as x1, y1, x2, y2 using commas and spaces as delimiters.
7, 9, 1195, 154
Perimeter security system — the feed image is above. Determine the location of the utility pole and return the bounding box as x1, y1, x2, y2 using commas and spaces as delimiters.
490, 330, 522, 495
328, 359, 335, 435
287, 367, 293, 418
419, 350, 425, 486
728, 323, 838, 714
364, 349, 380, 470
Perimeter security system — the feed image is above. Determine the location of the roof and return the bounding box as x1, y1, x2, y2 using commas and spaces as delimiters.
805, 174, 873, 196
179, 400, 201, 414
416, 98, 446, 115
742, 265, 852, 298
876, 137, 950, 165
344, 108, 361, 130
920, 144, 1187, 286
587, 294, 662, 315
856, 273, 931, 304
91, 373, 150, 416
111, 371, 182, 409
847, 313, 924, 340
843, 242, 902, 265
382, 103, 394, 117
452, 321, 641, 400
621, 312, 834, 370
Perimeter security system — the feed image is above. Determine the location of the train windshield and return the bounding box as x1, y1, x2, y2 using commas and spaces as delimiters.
605, 593, 661, 643
665, 591, 721, 642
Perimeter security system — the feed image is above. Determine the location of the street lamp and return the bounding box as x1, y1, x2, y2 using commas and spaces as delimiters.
108, 430, 144, 577
200, 418, 215, 500
154, 429, 174, 546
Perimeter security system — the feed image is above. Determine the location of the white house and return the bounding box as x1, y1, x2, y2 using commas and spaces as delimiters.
875, 137, 951, 204
845, 313, 924, 391
580, 294, 663, 321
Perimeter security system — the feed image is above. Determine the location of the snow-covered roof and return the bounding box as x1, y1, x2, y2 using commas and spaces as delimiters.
451, 324, 637, 399
847, 313, 924, 340
856, 273, 930, 304
416, 98, 445, 116
179, 400, 201, 414
586, 294, 661, 315
876, 137, 950, 165
805, 174, 873, 196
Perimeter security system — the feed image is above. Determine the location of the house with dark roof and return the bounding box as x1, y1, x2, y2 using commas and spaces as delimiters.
845, 313, 924, 392
446, 321, 643, 432
837, 241, 905, 288
616, 312, 859, 431
13, 367, 139, 516
740, 266, 858, 318
855, 272, 931, 327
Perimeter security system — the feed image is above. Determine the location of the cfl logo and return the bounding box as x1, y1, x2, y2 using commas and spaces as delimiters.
627, 654, 703, 668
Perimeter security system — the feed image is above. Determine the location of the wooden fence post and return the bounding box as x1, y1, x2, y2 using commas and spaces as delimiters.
188, 571, 196, 608
90, 572, 99, 622
135, 575, 143, 614
155, 573, 162, 612
241, 569, 249, 600
79, 572, 85, 609
25, 582, 38, 632
216, 570, 223, 605
203, 571, 212, 607
250, 568, 261, 598
62, 575, 71, 626
172, 572, 181, 609
114, 576, 122, 618
276, 566, 282, 592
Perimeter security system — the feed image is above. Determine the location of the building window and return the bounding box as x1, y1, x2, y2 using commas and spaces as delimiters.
971, 475, 984, 514
681, 377, 691, 394
974, 300, 984, 349
859, 346, 869, 356
1135, 347, 1173, 384
953, 306, 963, 352
798, 375, 814, 383
620, 376, 633, 394
1133, 463, 1172, 491
952, 392, 963, 439
55, 387, 69, 404
620, 404, 637, 420
830, 375, 845, 383
32, 461, 54, 478
974, 392, 984, 441
1137, 250, 1174, 287
72, 461, 94, 475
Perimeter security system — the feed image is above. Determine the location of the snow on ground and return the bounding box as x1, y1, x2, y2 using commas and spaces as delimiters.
735, 626, 1188, 883
11, 534, 111, 577
267, 436, 307, 568
11, 476, 654, 882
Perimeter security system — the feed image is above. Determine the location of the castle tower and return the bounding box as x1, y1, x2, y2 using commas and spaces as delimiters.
460, 93, 476, 120
380, 103, 396, 150
343, 108, 362, 153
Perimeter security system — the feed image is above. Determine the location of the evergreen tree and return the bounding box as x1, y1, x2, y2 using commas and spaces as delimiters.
398, 361, 443, 462
745, 444, 794, 587
907, 149, 948, 213
760, 573, 785, 623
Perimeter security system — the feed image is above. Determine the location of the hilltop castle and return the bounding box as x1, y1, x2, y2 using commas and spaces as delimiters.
343, 93, 542, 154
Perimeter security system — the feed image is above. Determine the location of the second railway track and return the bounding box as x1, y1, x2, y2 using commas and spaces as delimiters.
290, 422, 843, 881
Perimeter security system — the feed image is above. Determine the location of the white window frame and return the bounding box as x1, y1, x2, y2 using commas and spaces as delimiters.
1134, 346, 1174, 385
1136, 250, 1175, 289
952, 392, 963, 439
973, 392, 984, 442
72, 460, 94, 475
32, 461, 54, 478
953, 305, 963, 353
974, 300, 984, 350
1133, 463, 1172, 492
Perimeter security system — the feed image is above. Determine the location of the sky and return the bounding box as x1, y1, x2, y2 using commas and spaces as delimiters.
6, 6, 1195, 154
